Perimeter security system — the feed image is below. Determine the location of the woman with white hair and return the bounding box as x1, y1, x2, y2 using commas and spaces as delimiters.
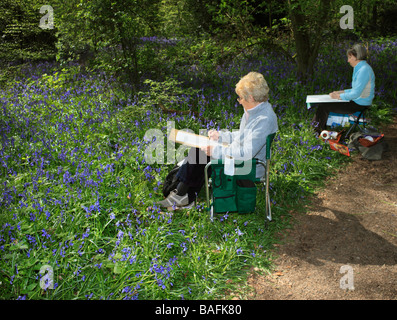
313, 43, 375, 132
158, 72, 278, 209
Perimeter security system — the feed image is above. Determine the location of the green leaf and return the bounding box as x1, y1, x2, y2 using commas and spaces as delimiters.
25, 283, 37, 292
113, 263, 123, 274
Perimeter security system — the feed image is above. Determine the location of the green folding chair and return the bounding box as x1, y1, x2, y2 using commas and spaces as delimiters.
204, 132, 276, 221
263, 132, 276, 221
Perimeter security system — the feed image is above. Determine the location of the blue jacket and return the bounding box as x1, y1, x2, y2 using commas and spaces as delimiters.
211, 101, 278, 178
340, 60, 375, 106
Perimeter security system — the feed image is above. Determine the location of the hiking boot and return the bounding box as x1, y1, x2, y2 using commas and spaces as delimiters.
157, 189, 189, 208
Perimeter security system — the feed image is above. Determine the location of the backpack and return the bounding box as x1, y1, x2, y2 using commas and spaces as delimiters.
162, 165, 180, 197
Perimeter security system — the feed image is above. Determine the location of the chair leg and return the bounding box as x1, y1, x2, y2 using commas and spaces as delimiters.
204, 163, 213, 221
265, 163, 272, 221
344, 110, 365, 139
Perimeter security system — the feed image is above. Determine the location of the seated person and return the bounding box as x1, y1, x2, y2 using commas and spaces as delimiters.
312, 43, 375, 132
158, 71, 279, 209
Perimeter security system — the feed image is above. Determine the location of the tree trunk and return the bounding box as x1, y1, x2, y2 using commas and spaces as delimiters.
289, 9, 312, 79
372, 1, 378, 27
288, 0, 331, 81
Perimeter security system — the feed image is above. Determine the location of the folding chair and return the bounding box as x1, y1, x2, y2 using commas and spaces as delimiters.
204, 132, 276, 222
344, 108, 368, 139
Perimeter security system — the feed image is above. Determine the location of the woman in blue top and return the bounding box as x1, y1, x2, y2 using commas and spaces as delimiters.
313, 43, 375, 132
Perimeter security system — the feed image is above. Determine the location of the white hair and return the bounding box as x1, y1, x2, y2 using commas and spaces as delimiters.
235, 72, 269, 102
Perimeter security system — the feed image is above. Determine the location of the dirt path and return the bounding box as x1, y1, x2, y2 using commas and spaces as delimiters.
247, 118, 397, 300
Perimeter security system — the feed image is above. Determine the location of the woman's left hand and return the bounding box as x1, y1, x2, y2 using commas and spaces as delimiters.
201, 145, 213, 156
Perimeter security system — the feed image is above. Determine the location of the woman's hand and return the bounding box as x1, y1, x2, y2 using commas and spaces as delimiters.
329, 90, 345, 100
329, 91, 341, 100
208, 129, 219, 141
201, 145, 213, 156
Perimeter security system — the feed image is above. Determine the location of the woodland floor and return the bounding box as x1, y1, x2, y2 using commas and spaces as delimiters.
246, 117, 397, 300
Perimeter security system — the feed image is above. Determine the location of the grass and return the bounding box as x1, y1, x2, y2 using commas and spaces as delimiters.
0, 39, 396, 300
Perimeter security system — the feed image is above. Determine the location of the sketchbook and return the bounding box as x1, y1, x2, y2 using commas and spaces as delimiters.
306, 94, 349, 109
169, 128, 223, 148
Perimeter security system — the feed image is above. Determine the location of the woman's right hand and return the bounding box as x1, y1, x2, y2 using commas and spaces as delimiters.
208, 129, 219, 141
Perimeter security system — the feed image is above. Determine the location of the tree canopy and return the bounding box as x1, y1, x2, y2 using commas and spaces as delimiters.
1, 0, 396, 82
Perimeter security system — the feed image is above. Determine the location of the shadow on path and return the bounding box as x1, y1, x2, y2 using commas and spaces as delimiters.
285, 205, 397, 267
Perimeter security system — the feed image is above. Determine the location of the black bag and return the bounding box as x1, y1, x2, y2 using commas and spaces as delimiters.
348, 131, 388, 161
162, 165, 180, 197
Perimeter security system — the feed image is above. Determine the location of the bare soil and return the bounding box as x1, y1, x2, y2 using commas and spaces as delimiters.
247, 118, 397, 300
